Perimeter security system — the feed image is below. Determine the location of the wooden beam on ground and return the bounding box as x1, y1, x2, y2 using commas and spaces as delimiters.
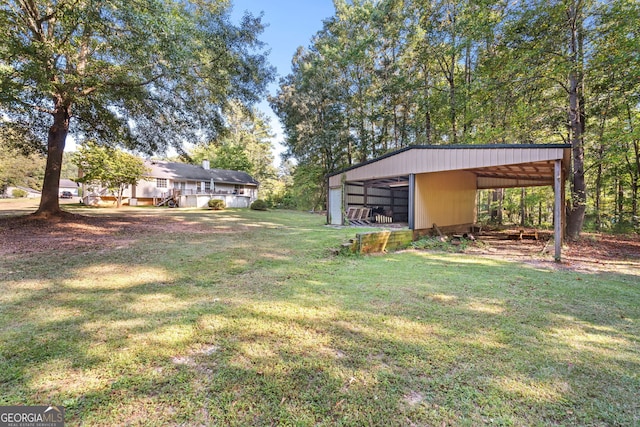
507, 230, 538, 241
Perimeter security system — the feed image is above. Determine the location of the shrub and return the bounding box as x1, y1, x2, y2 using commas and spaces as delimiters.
207, 198, 225, 210
12, 189, 28, 198
250, 199, 268, 211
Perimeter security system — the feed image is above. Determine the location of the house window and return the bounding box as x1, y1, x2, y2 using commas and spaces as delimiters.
157, 178, 167, 188
205, 182, 211, 191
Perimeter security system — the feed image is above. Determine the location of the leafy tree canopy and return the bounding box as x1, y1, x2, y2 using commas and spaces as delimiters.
0, 141, 45, 193
189, 101, 280, 199
72, 141, 150, 207
210, 143, 254, 174
0, 0, 274, 217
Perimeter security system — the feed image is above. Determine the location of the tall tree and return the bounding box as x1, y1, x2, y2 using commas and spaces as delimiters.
270, 44, 351, 201
565, 0, 589, 238
189, 101, 280, 200
0, 0, 273, 218
190, 102, 277, 180
483, 0, 591, 238
589, 0, 640, 228
72, 141, 149, 208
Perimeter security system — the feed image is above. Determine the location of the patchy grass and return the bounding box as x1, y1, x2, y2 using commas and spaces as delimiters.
0, 206, 638, 426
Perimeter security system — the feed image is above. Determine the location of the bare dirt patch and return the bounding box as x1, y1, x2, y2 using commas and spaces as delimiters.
0, 210, 237, 257
0, 213, 152, 256
464, 228, 640, 274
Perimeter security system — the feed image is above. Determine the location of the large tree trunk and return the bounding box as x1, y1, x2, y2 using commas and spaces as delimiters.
490, 188, 503, 224
448, 60, 457, 145
565, 1, 587, 240
490, 190, 499, 223
35, 105, 70, 218
567, 138, 587, 239
423, 65, 432, 145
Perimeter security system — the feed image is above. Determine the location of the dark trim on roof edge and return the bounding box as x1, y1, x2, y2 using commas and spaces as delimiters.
327, 144, 572, 178
146, 160, 259, 185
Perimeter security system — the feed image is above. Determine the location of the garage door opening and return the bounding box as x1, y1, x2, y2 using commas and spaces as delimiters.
344, 176, 410, 226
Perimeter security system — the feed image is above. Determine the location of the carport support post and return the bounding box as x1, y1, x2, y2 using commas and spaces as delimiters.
408, 174, 415, 230
554, 160, 563, 262
363, 183, 368, 207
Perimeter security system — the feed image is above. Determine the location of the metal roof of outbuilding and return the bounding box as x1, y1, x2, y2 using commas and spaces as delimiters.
328, 144, 571, 189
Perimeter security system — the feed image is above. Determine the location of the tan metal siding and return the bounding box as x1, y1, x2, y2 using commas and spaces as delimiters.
328, 173, 342, 188
414, 171, 477, 229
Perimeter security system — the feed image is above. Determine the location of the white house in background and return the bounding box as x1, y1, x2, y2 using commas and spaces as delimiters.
59, 179, 80, 196
82, 160, 259, 208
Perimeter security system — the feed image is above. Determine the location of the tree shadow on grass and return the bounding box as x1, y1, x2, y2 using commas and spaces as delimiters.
1, 223, 638, 425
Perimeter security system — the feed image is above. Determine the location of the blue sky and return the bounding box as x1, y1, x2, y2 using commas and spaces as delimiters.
231, 0, 336, 91
230, 0, 337, 162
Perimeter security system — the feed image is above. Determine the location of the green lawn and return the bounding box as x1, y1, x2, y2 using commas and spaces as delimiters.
1, 207, 638, 426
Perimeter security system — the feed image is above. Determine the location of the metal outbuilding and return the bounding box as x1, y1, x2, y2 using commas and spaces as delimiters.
327, 144, 571, 260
